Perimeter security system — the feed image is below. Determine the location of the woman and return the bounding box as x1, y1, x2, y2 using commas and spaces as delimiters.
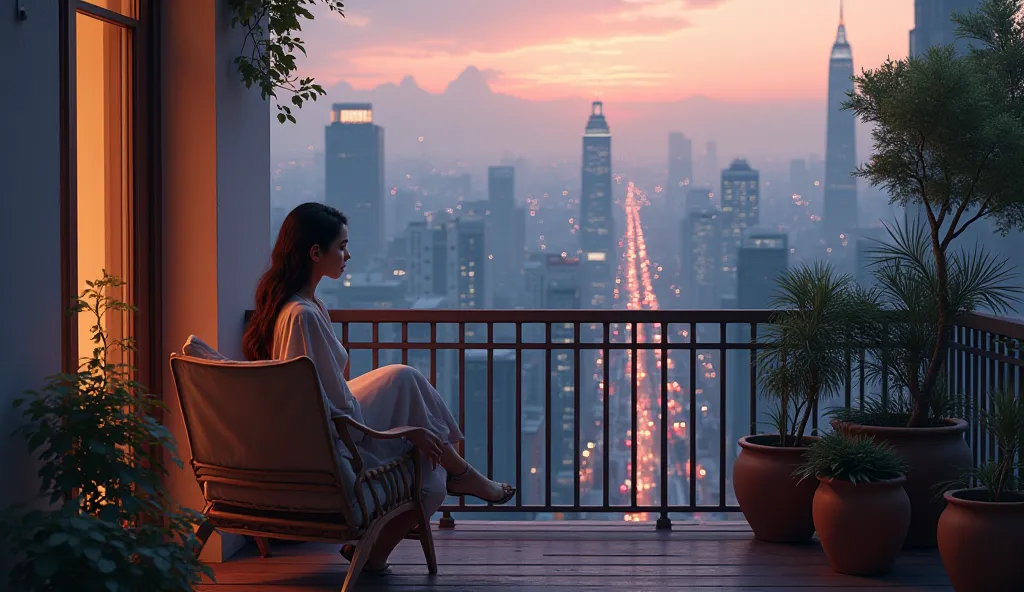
243, 202, 514, 572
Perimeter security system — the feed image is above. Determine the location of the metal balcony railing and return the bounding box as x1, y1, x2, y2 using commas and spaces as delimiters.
318, 309, 1018, 529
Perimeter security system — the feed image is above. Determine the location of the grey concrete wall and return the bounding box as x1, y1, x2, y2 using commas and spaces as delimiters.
162, 0, 270, 562
0, 2, 63, 510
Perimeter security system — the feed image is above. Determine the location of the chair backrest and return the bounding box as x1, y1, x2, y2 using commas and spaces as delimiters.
169, 354, 354, 517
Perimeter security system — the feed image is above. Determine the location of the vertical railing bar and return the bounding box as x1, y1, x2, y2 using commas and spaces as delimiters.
844, 347, 852, 409
515, 321, 523, 508
487, 322, 495, 488
748, 323, 757, 436
659, 321, 669, 526
602, 322, 611, 510
458, 321, 466, 509
573, 322, 582, 509
545, 322, 552, 509
689, 322, 698, 509
858, 348, 866, 409
401, 322, 409, 366
630, 321, 638, 510
970, 327, 979, 467
371, 322, 380, 370
429, 322, 437, 387
718, 322, 728, 509
342, 322, 351, 380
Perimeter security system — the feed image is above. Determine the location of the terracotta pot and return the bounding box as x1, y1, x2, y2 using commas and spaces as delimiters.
813, 476, 910, 575
839, 419, 971, 548
937, 488, 1024, 592
733, 435, 819, 543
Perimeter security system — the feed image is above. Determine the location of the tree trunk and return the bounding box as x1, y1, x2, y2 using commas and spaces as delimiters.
915, 225, 951, 428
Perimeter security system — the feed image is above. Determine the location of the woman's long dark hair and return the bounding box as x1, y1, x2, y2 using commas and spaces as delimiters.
243, 202, 347, 360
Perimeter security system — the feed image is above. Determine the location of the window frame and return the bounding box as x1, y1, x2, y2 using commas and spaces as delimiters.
59, 0, 161, 397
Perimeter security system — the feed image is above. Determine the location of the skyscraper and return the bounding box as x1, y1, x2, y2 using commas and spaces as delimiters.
911, 0, 981, 58
719, 159, 760, 296
907, 0, 982, 227
325, 103, 385, 269
681, 209, 720, 309
488, 166, 522, 306
824, 1, 858, 245
668, 132, 693, 218
580, 101, 614, 309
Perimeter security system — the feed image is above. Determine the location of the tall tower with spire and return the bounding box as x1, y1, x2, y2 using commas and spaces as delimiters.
580, 101, 613, 308
824, 0, 858, 246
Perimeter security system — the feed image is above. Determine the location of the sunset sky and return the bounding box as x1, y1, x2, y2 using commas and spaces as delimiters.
297, 0, 916, 102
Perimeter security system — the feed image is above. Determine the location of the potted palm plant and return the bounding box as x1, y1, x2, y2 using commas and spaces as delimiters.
0, 273, 212, 591
836, 0, 1024, 547
830, 223, 1017, 548
937, 388, 1024, 592
795, 431, 910, 575
734, 262, 872, 543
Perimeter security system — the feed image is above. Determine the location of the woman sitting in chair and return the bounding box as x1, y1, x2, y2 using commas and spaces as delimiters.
242, 202, 514, 573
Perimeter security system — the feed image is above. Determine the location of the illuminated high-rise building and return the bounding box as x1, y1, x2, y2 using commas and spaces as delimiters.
681, 209, 720, 309
325, 103, 385, 269
580, 101, 614, 309
668, 132, 693, 218
719, 159, 760, 295
824, 1, 858, 245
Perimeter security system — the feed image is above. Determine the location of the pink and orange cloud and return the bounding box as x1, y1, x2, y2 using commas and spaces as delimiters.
295, 0, 914, 102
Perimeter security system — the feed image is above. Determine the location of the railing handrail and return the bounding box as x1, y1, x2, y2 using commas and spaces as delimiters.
958, 312, 1024, 341
323, 308, 779, 324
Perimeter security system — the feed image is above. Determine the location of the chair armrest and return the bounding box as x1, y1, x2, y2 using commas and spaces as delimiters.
333, 416, 419, 441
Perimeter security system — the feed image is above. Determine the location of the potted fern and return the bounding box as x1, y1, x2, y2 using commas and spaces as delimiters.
733, 262, 873, 543
0, 273, 212, 591
795, 431, 910, 575
937, 388, 1024, 592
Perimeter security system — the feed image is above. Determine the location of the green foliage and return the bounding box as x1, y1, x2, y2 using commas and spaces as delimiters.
0, 272, 212, 591
758, 262, 875, 446
941, 388, 1024, 502
855, 221, 1019, 425
794, 431, 908, 485
842, 0, 1024, 426
229, 0, 345, 124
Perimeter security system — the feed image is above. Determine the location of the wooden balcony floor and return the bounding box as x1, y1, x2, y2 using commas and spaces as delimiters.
201, 521, 952, 591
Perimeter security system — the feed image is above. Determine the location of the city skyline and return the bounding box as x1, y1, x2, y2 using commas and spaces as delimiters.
295, 0, 915, 102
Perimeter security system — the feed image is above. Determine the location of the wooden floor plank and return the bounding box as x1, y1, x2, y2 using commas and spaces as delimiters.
203, 523, 952, 591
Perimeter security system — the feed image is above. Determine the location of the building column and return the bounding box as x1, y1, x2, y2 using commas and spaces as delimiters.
161, 0, 271, 562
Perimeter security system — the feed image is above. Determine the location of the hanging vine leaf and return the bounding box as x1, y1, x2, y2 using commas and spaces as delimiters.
229, 0, 345, 124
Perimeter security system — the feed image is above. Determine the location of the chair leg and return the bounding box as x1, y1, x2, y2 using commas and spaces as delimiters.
415, 507, 438, 574
254, 537, 273, 559
340, 539, 373, 592
194, 520, 215, 557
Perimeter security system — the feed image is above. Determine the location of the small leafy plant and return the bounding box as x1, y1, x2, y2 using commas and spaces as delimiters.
229, 0, 345, 123
0, 272, 212, 591
759, 262, 875, 447
941, 388, 1024, 502
795, 431, 908, 485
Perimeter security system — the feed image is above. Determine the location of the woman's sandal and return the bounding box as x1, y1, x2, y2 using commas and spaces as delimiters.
340, 544, 391, 575
446, 465, 516, 504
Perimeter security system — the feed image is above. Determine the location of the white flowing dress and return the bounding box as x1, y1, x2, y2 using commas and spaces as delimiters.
272, 294, 463, 514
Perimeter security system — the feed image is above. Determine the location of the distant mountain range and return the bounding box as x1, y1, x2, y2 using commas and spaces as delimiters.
271, 66, 875, 169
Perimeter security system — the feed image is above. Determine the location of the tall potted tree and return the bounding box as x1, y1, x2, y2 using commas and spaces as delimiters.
836, 0, 1024, 547
734, 263, 872, 543
937, 388, 1024, 592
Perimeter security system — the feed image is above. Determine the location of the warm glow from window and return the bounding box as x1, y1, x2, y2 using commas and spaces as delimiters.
76, 11, 133, 362
336, 109, 373, 124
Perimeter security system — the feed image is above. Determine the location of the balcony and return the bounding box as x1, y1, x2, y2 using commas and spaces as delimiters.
202, 307, 1022, 590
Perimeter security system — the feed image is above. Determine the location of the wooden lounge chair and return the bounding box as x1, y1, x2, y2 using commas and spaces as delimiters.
169, 353, 437, 591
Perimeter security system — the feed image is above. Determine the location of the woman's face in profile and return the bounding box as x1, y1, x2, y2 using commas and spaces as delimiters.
317, 224, 351, 280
